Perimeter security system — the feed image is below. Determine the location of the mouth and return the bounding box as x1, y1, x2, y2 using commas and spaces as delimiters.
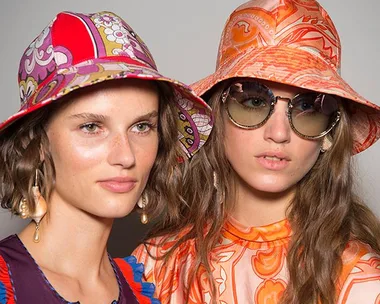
263, 155, 285, 161
256, 152, 290, 170
98, 177, 137, 193
257, 151, 291, 161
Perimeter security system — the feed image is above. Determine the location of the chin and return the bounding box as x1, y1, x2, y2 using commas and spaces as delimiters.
90, 201, 137, 219
247, 175, 297, 194
254, 184, 292, 194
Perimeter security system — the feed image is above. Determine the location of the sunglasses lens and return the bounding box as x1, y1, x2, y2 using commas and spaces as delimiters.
291, 93, 339, 137
225, 82, 272, 127
224, 81, 340, 138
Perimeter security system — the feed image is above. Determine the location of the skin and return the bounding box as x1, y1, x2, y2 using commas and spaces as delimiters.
18, 79, 159, 303
225, 80, 322, 227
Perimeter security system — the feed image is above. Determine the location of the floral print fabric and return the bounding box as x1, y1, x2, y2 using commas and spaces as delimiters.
133, 218, 380, 304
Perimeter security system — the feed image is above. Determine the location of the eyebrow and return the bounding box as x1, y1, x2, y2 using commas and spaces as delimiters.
68, 111, 159, 122
134, 111, 159, 122
68, 113, 107, 121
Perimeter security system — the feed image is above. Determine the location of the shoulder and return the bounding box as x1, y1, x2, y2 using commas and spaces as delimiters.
337, 240, 380, 303
132, 231, 197, 277
113, 255, 160, 304
131, 232, 197, 304
0, 253, 14, 304
132, 225, 197, 268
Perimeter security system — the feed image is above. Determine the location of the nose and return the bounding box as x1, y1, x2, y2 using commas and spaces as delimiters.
263, 99, 291, 143
107, 133, 136, 168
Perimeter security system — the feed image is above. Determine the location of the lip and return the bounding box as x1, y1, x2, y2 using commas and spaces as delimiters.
98, 177, 137, 193
255, 151, 291, 171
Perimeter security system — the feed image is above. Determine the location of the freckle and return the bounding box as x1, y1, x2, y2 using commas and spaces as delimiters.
112, 136, 121, 146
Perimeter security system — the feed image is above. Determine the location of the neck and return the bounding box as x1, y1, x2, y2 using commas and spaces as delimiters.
18, 194, 114, 279
230, 173, 295, 227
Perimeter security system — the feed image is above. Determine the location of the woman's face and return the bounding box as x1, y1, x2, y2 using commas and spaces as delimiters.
224, 80, 321, 195
46, 79, 159, 218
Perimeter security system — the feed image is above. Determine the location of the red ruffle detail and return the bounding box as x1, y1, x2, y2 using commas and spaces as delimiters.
0, 255, 15, 304
114, 257, 155, 304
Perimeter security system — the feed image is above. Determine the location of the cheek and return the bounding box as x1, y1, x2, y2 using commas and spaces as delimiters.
50, 135, 107, 180
224, 130, 239, 164
133, 136, 159, 171
292, 140, 321, 176
224, 124, 257, 160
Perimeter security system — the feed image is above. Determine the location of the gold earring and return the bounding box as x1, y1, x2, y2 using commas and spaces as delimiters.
31, 170, 47, 243
137, 194, 148, 224
320, 136, 333, 153
18, 198, 30, 219
213, 171, 218, 190
213, 171, 223, 205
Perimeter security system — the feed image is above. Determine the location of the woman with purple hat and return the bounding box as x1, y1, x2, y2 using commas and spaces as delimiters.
133, 1, 380, 303
0, 10, 212, 303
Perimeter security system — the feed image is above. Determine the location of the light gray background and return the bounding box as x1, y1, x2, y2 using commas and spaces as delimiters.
0, 1, 379, 256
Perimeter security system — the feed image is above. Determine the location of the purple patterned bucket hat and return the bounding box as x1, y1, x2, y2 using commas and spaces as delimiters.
0, 11, 213, 157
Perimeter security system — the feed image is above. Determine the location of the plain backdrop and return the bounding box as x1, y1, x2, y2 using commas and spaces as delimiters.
0, 1, 379, 256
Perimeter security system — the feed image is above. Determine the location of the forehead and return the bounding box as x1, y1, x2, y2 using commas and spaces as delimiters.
47, 79, 159, 123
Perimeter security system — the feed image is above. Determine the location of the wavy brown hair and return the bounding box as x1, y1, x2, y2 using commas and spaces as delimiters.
144, 80, 380, 304
0, 79, 184, 222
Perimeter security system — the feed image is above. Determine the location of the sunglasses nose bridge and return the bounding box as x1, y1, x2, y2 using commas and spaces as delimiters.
274, 96, 293, 121
275, 96, 292, 103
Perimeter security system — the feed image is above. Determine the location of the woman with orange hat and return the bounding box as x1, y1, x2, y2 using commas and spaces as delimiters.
133, 1, 380, 303
0, 10, 212, 304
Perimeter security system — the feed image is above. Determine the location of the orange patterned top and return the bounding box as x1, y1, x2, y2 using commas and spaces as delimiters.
133, 217, 380, 304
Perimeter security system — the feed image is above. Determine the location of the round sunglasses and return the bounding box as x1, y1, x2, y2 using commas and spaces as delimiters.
222, 80, 341, 139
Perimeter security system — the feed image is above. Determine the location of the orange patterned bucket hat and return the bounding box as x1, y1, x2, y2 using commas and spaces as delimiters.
0, 11, 213, 158
192, 0, 380, 154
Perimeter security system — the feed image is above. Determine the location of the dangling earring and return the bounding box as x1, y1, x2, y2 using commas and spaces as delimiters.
213, 171, 223, 205
31, 170, 47, 243
137, 193, 148, 224
213, 171, 218, 189
17, 170, 47, 242
18, 198, 30, 219
320, 136, 333, 153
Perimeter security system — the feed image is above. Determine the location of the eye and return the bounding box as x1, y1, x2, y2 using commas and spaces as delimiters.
299, 101, 315, 111
241, 96, 268, 108
131, 122, 155, 134
80, 123, 101, 134
292, 94, 319, 114
136, 123, 149, 132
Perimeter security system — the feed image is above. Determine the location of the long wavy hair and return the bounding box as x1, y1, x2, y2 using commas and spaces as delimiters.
144, 80, 380, 304
0, 79, 184, 223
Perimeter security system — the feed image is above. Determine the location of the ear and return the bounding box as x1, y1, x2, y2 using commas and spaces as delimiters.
320, 135, 333, 153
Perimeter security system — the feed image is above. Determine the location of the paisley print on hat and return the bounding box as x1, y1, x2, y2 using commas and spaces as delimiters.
192, 0, 379, 154
1, 11, 213, 158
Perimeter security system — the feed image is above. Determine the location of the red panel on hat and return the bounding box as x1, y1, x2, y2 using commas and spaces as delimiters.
52, 12, 95, 65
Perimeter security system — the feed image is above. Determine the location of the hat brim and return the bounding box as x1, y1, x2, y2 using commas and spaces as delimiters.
192, 46, 380, 154
2, 58, 213, 158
